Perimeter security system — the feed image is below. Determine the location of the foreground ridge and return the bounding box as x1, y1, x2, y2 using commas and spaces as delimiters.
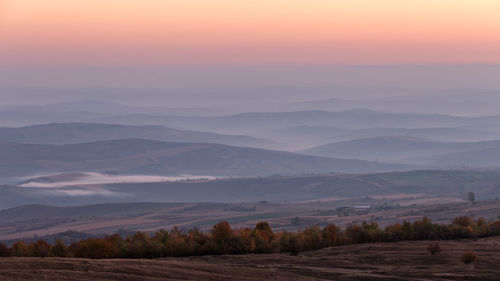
0, 237, 499, 281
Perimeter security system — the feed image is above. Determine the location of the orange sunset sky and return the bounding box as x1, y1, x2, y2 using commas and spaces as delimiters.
1, 0, 500, 65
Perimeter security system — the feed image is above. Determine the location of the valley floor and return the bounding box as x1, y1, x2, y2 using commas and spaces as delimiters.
0, 237, 499, 280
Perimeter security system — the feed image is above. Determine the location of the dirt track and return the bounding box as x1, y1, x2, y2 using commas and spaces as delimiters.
1, 237, 499, 280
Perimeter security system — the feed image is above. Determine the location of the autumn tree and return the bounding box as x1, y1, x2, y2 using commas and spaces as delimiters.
212, 221, 233, 243
280, 231, 301, 256
71, 238, 118, 259
254, 221, 276, 241
0, 242, 10, 257
301, 226, 324, 251
3, 216, 499, 259
50, 239, 68, 257
322, 224, 340, 247
10, 241, 29, 257
30, 240, 51, 257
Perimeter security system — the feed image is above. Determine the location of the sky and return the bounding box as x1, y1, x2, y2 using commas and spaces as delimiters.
0, 0, 499, 90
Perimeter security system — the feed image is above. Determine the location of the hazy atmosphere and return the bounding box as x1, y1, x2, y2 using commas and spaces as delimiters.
1, 1, 499, 280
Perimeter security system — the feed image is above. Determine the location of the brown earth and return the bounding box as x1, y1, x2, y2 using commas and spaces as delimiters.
1, 237, 499, 280
2, 199, 499, 241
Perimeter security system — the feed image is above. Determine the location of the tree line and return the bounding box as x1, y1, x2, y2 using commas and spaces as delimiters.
0, 216, 499, 259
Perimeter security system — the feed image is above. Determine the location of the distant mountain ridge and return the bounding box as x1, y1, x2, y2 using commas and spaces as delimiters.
94, 109, 500, 135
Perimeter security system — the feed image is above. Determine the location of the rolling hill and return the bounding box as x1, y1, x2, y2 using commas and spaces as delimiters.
429, 147, 500, 168
0, 100, 231, 126
269, 126, 500, 148
95, 109, 480, 134
301, 136, 500, 164
2, 238, 499, 281
0, 123, 276, 149
2, 170, 500, 210
0, 139, 409, 179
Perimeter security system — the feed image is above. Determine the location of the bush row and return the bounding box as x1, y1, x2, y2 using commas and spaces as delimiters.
0, 217, 499, 259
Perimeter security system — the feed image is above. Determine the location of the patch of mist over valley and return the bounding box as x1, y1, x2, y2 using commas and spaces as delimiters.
18, 172, 218, 188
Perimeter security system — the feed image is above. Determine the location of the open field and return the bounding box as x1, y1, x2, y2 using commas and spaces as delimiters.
1, 170, 499, 243
1, 199, 499, 242
3, 169, 500, 210
0, 237, 498, 280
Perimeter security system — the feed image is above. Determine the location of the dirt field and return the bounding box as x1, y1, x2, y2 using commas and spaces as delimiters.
2, 199, 499, 242
0, 237, 499, 280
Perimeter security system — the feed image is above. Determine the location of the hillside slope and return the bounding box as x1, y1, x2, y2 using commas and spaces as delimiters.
301, 136, 500, 164
96, 109, 479, 133
0, 237, 498, 280
0, 139, 409, 178
3, 170, 500, 209
270, 126, 500, 147
430, 147, 500, 168
0, 123, 275, 149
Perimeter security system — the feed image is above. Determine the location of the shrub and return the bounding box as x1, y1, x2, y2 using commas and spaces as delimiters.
427, 242, 441, 255
460, 251, 478, 264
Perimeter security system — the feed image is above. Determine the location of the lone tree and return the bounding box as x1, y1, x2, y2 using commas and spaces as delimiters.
467, 192, 475, 203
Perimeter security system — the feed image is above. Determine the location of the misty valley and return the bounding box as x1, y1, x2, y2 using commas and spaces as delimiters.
2, 1, 500, 279
1, 99, 500, 240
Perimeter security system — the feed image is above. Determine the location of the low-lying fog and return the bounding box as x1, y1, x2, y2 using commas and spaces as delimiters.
19, 172, 217, 188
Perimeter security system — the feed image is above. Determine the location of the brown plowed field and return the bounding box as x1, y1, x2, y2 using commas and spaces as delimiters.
1, 237, 499, 280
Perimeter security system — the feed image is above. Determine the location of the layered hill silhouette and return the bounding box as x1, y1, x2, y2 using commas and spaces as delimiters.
0, 139, 409, 179
429, 146, 500, 168
0, 123, 276, 148
301, 136, 500, 166
270, 126, 500, 147
95, 109, 500, 133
